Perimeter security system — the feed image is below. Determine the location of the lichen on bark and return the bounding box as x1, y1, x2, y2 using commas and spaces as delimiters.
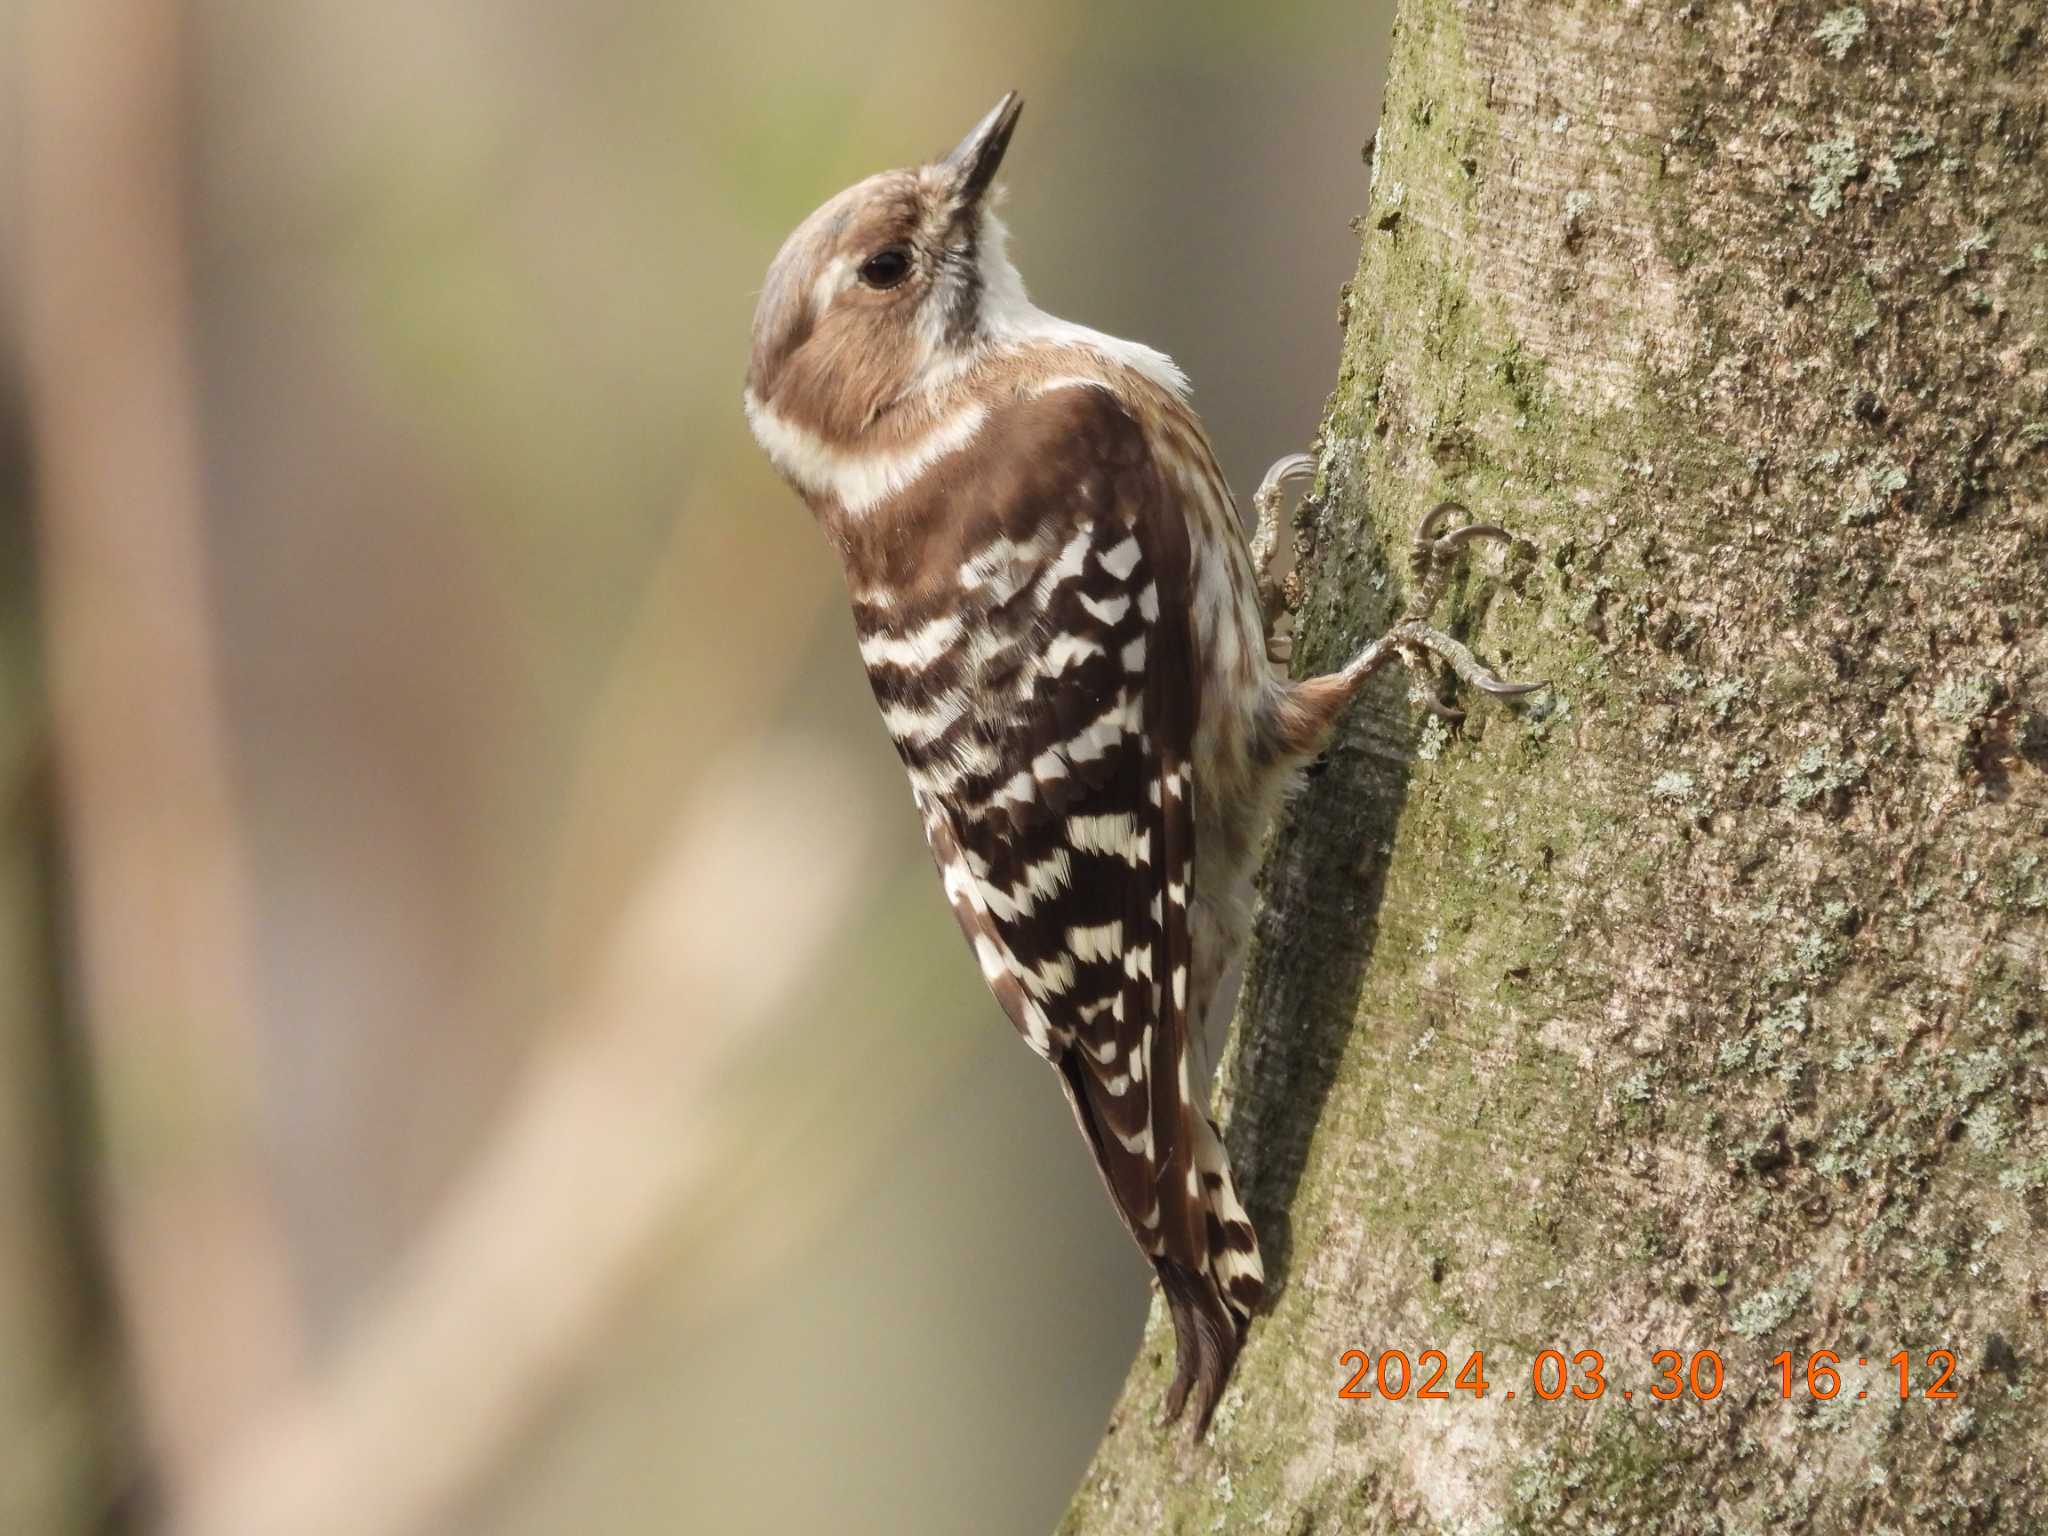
1063, 2, 2046, 1531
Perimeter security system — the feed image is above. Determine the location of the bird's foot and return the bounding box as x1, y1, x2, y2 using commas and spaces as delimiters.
1251, 452, 1316, 662
1339, 501, 1545, 720
1405, 500, 1515, 625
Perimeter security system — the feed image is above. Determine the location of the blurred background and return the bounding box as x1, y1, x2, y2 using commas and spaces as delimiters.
0, 2, 1389, 1531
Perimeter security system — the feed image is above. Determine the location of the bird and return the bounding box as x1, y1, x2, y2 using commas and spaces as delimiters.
743, 91, 1540, 1433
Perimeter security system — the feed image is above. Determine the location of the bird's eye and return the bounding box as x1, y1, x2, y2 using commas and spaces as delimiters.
858, 246, 913, 290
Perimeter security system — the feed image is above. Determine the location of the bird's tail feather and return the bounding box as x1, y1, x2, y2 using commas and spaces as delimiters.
1154, 1254, 1240, 1431
1156, 1114, 1263, 1432
1194, 1111, 1264, 1319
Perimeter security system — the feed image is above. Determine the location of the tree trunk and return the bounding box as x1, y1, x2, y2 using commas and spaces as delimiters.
1063, 2, 2046, 1530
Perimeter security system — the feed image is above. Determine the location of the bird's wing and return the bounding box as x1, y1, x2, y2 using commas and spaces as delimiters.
853, 385, 1258, 1401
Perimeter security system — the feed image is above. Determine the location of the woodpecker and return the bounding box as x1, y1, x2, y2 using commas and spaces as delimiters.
744, 92, 1539, 1432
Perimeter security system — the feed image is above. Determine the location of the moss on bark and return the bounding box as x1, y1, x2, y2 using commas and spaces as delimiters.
1064, 1, 2046, 1531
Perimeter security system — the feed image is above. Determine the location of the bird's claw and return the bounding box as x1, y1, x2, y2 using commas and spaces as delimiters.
1388, 500, 1548, 708
1252, 451, 1318, 659
1409, 501, 1514, 588
1251, 453, 1316, 581
1254, 452, 1317, 516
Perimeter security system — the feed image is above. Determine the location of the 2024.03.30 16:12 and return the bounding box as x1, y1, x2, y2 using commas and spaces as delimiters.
1337, 1348, 1960, 1404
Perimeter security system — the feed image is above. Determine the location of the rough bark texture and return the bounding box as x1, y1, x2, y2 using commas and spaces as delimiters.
1063, 2, 2046, 1531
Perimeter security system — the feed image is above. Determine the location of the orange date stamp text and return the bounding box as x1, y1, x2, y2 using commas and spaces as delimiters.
1337, 1348, 1960, 1404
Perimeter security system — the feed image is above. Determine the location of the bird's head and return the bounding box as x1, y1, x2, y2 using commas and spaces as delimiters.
745, 92, 1026, 451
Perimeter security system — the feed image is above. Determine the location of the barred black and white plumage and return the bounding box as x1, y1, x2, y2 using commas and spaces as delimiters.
743, 92, 1541, 1432
834, 374, 1268, 1423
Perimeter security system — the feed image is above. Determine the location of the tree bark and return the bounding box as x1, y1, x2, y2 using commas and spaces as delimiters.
1064, 2, 2046, 1530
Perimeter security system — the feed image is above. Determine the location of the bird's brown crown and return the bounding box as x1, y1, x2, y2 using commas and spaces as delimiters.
745, 94, 1023, 446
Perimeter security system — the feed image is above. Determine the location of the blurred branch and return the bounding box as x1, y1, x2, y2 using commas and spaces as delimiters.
20, 0, 303, 1506
176, 745, 875, 1536
0, 502, 110, 1529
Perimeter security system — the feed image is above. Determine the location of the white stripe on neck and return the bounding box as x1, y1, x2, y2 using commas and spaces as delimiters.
893, 212, 1194, 406
973, 211, 1192, 403
744, 393, 989, 516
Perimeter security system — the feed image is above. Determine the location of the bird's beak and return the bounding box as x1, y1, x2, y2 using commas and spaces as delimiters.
941, 91, 1023, 208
